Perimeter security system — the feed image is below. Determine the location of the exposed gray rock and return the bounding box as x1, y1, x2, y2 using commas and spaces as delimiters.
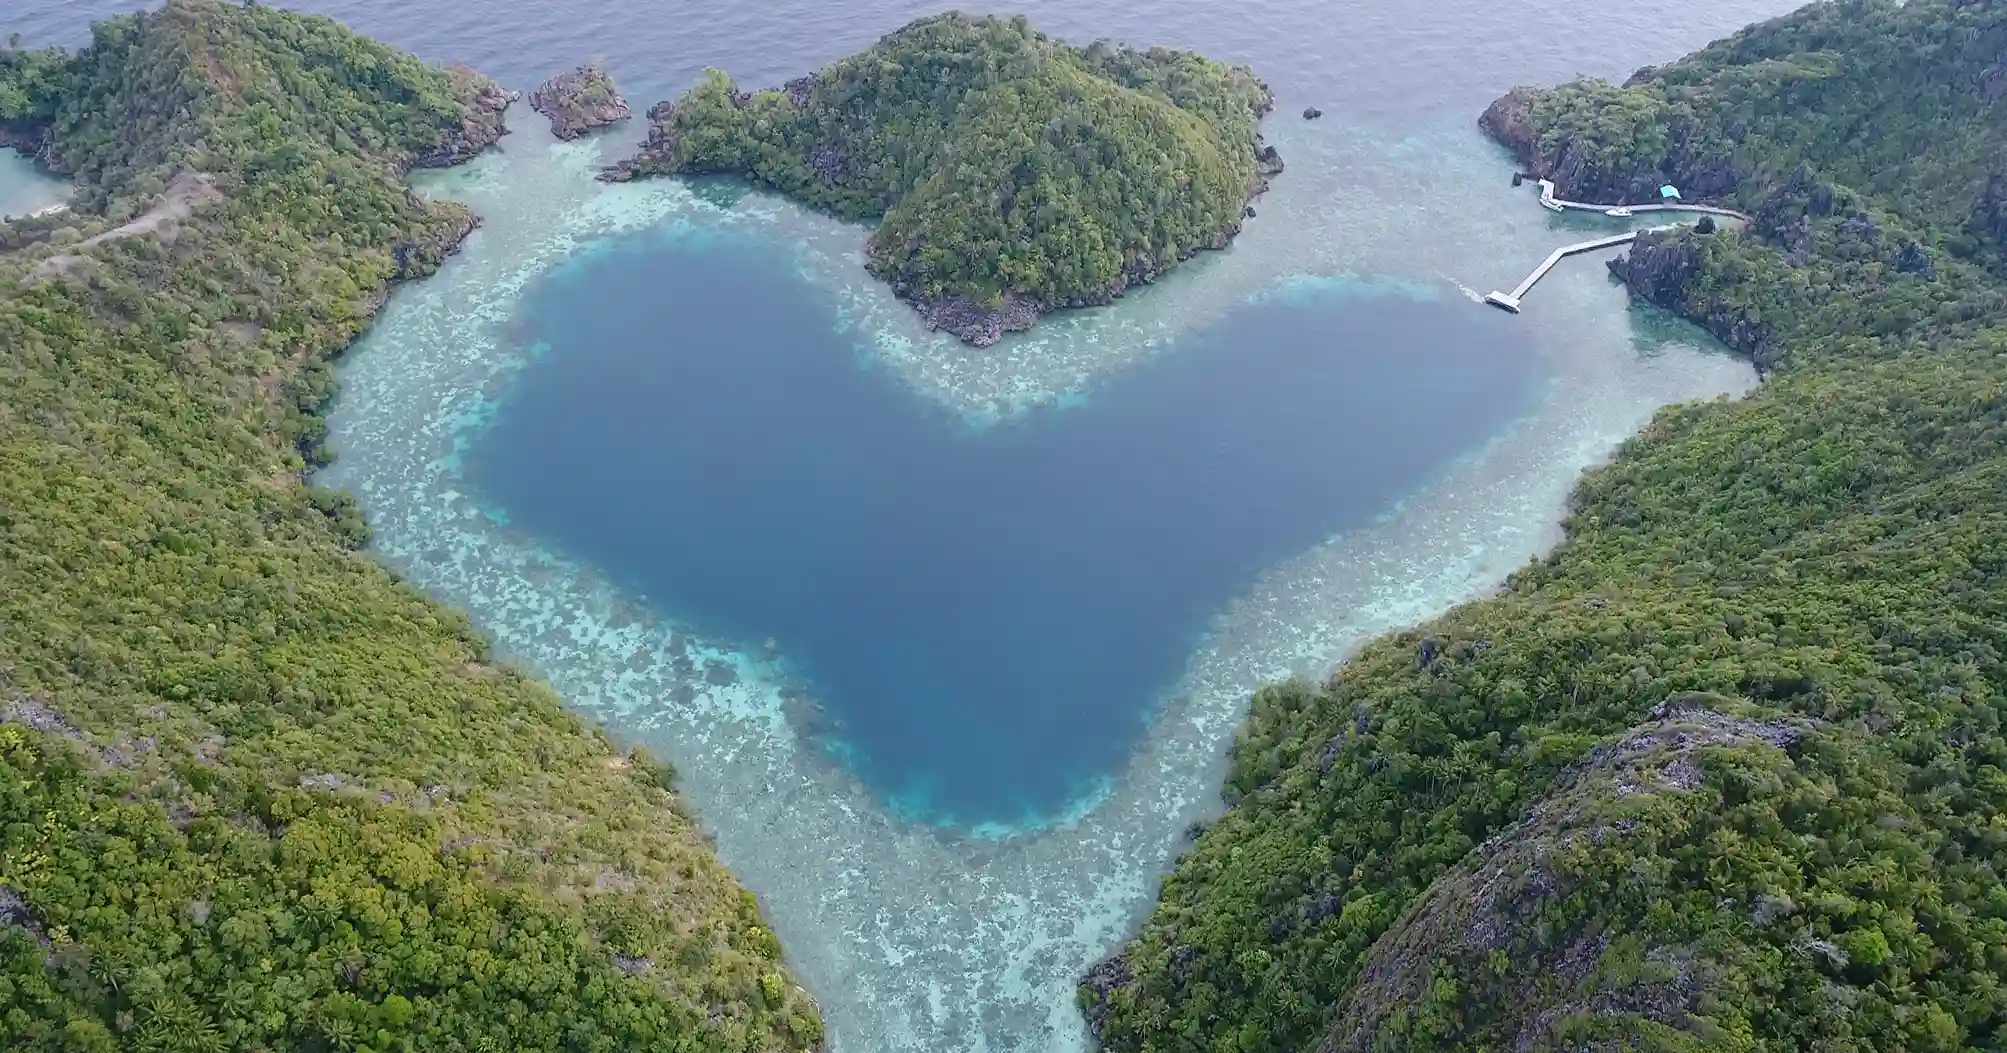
412, 69, 516, 170
612, 953, 653, 976
1078, 952, 1131, 1042
1607, 228, 1779, 373
912, 290, 1043, 348
1315, 696, 1810, 1053
530, 63, 631, 140
1255, 142, 1284, 176
1480, 86, 1740, 205
1, 698, 81, 740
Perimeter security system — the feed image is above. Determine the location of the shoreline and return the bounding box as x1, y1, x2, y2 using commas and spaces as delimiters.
321, 114, 1756, 1050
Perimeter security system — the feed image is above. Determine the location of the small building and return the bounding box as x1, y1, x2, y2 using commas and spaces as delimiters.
1659, 184, 1682, 201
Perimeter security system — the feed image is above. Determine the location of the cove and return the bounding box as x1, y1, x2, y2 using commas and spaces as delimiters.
465, 224, 1544, 826
0, 149, 67, 220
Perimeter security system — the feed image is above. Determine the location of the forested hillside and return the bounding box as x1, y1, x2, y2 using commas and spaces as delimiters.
1086, 2, 2007, 1051
1479, 0, 2007, 275
0, 2, 820, 1049
605, 13, 1278, 346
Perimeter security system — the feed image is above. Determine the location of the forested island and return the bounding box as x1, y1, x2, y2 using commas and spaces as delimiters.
0, 2, 819, 1049
1086, 1, 2007, 1051
602, 13, 1281, 346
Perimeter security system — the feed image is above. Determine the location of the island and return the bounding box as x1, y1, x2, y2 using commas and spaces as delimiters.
1087, 2, 2007, 1052
602, 13, 1281, 345
529, 62, 631, 140
0, 2, 818, 1049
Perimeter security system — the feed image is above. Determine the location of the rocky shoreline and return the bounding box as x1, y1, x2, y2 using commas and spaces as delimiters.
0, 122, 59, 172
1479, 86, 1771, 370
1603, 228, 1777, 374
1478, 87, 1740, 206
529, 62, 631, 140
411, 66, 517, 170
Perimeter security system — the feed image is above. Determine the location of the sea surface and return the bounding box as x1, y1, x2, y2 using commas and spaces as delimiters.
8, 0, 1803, 1049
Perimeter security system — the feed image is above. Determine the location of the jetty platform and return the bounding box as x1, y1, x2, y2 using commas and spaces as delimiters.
1485, 180, 1751, 313
1483, 230, 1653, 312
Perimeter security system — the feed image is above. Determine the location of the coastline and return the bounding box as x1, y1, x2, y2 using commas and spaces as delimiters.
321, 114, 1755, 1050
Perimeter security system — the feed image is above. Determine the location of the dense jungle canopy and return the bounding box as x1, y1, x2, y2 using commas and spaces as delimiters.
1086, 2, 2007, 1051
0, 2, 820, 1050
606, 13, 1277, 343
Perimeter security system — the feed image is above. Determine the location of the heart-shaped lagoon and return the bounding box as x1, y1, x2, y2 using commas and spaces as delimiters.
466, 225, 1543, 826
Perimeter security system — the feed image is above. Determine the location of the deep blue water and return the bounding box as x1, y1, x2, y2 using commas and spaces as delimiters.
466, 229, 1542, 823
11, 0, 1801, 127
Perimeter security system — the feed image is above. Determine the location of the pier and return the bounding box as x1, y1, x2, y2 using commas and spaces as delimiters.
1483, 230, 1652, 312
1485, 179, 1751, 313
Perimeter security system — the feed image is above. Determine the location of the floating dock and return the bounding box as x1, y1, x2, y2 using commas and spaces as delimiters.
1530, 178, 1749, 221
1485, 180, 1751, 313
1484, 230, 1648, 313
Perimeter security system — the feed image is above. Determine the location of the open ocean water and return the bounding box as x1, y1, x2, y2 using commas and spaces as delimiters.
6, 0, 1803, 1049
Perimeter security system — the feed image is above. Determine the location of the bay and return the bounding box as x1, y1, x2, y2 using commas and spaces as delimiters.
7, 0, 1805, 1048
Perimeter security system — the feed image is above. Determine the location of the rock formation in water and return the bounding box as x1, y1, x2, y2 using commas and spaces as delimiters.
603, 12, 1278, 346
530, 62, 631, 139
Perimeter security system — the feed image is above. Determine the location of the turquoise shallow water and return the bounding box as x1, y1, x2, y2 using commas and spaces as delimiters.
0, 151, 65, 219
10, 0, 1804, 1048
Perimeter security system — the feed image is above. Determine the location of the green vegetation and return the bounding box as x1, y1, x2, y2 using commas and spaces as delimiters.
0, 2, 818, 1049
1485, 0, 2006, 275
1087, 2, 2007, 1051
606, 12, 1277, 344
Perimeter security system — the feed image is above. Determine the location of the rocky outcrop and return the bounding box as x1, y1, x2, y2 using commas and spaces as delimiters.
411, 67, 516, 170
1317, 698, 1810, 1053
390, 205, 480, 280
598, 100, 677, 182
529, 62, 631, 140
0, 117, 68, 175
1479, 86, 1741, 206
1607, 229, 1778, 373
910, 291, 1043, 347
1476, 88, 1537, 159
1079, 953, 1131, 1043
0, 123, 34, 155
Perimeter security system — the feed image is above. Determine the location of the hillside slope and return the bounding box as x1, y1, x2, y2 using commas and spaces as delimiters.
1480, 0, 2007, 275
1086, 3, 2007, 1051
605, 13, 1278, 346
0, 2, 819, 1049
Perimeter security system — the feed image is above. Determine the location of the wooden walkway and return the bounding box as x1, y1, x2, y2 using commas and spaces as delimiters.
1485, 180, 1750, 313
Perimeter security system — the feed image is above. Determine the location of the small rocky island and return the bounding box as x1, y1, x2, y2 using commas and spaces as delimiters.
603, 13, 1280, 346
530, 62, 630, 140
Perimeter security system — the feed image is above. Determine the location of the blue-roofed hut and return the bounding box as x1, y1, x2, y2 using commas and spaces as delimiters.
1659, 184, 1682, 201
